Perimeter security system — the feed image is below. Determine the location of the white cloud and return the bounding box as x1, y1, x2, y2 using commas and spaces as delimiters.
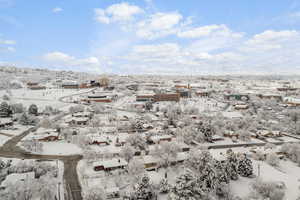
95, 3, 143, 24
178, 24, 243, 39
44, 52, 74, 63
132, 43, 180, 56
0, 36, 16, 52
43, 52, 102, 71
0, 39, 16, 45
242, 30, 299, 52
136, 12, 183, 39
52, 7, 63, 13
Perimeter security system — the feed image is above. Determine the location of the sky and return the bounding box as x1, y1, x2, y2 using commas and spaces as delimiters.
1, 0, 300, 75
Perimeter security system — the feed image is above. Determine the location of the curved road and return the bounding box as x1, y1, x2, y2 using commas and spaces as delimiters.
0, 105, 86, 200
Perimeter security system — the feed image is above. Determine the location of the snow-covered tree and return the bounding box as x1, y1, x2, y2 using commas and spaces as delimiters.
28, 104, 38, 115
248, 179, 286, 200
197, 162, 218, 192
69, 104, 84, 114
126, 133, 146, 150
10, 103, 24, 114
225, 149, 239, 180
159, 178, 170, 193
19, 112, 38, 125
132, 174, 154, 200
238, 129, 252, 142
0, 101, 12, 117
197, 122, 215, 143
120, 144, 135, 162
127, 158, 145, 182
2, 94, 10, 101
169, 169, 203, 200
39, 117, 52, 128
185, 149, 214, 173
159, 142, 180, 167
131, 118, 145, 131
214, 160, 230, 184
280, 143, 300, 164
237, 154, 253, 177
266, 153, 280, 167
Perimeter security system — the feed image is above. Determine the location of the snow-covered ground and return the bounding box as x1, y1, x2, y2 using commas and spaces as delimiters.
0, 124, 33, 136
0, 134, 10, 146
0, 88, 91, 110
41, 142, 82, 155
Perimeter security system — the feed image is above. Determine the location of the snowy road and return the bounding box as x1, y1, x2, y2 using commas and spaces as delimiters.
0, 114, 83, 200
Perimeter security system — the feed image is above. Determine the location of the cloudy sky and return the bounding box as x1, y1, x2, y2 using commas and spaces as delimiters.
1, 0, 300, 74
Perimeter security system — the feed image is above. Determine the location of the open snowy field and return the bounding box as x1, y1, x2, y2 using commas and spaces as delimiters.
41, 142, 82, 155
0, 88, 91, 110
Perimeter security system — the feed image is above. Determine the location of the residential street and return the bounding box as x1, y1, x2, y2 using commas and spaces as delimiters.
0, 120, 83, 200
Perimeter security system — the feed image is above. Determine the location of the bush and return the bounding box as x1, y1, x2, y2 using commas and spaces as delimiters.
266, 153, 280, 167
249, 179, 286, 200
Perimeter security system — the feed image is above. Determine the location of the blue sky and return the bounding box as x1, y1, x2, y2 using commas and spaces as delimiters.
1, 0, 300, 74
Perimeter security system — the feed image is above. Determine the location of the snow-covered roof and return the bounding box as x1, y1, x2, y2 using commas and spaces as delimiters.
221, 111, 243, 119
93, 158, 128, 168
149, 135, 173, 142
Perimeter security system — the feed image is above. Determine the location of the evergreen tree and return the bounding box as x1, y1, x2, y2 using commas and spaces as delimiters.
197, 122, 214, 143
225, 149, 239, 180
214, 160, 230, 184
238, 154, 253, 177
28, 104, 38, 115
159, 178, 170, 193
169, 169, 203, 200
132, 174, 154, 200
197, 163, 218, 192
0, 102, 12, 117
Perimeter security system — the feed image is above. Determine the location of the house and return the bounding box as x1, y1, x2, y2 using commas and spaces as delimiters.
88, 135, 110, 145
61, 81, 79, 89
148, 135, 173, 144
234, 104, 249, 110
27, 82, 39, 87
153, 93, 180, 102
224, 94, 249, 101
176, 89, 191, 98
65, 117, 89, 126
170, 152, 188, 164
277, 87, 297, 92
283, 97, 300, 106
38, 132, 59, 142
136, 91, 155, 102
221, 111, 243, 119
257, 130, 282, 138
212, 135, 225, 142
142, 155, 160, 170
29, 85, 46, 90
195, 90, 211, 97
72, 111, 93, 119
223, 131, 239, 138
258, 94, 282, 102
93, 158, 128, 171
83, 93, 117, 103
